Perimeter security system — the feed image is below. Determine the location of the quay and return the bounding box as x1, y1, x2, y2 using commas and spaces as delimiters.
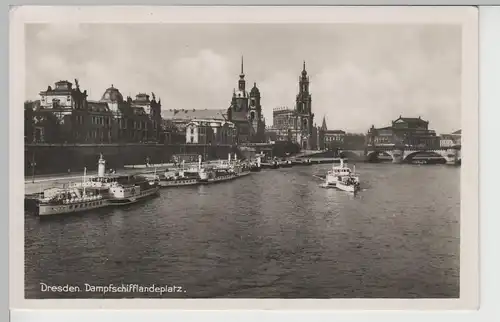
24, 160, 220, 196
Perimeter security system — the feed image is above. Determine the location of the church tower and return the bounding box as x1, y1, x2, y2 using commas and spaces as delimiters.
295, 61, 314, 150
320, 115, 327, 131
249, 82, 263, 141
234, 56, 249, 112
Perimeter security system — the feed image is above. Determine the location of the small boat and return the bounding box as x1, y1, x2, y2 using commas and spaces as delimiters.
335, 176, 361, 193
324, 158, 360, 187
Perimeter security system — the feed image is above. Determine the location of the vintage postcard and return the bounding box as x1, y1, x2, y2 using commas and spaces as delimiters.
9, 6, 478, 310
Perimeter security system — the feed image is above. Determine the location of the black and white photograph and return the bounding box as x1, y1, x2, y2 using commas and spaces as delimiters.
10, 6, 478, 309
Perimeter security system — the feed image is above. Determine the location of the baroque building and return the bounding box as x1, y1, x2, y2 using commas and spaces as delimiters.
366, 116, 440, 149
185, 119, 237, 145
25, 80, 164, 144
226, 57, 266, 144
271, 61, 316, 149
99, 85, 163, 143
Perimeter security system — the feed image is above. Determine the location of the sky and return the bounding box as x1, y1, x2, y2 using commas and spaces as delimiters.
25, 23, 462, 134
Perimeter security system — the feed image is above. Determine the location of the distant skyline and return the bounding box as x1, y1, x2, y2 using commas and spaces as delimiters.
26, 23, 462, 134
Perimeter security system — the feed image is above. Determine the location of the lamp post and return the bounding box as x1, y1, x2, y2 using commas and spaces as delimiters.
30, 152, 36, 183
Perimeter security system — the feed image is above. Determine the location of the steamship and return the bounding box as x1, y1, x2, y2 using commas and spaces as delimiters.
157, 155, 206, 188
27, 154, 160, 216
157, 153, 255, 187
198, 153, 253, 184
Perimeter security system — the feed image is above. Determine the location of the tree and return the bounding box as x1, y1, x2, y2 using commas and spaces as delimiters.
24, 103, 34, 143
32, 111, 63, 143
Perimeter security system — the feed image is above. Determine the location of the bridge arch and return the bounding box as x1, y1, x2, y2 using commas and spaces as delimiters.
366, 150, 394, 162
339, 150, 363, 160
403, 150, 446, 163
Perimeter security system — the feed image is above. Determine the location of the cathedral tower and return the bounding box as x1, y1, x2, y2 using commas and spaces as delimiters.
249, 82, 264, 141
295, 61, 314, 150
234, 56, 249, 111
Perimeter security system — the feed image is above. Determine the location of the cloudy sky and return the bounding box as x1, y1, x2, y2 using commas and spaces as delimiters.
25, 23, 461, 134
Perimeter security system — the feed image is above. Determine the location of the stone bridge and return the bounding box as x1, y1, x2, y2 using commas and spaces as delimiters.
361, 145, 462, 165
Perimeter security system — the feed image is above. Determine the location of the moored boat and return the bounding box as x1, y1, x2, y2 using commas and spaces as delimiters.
26, 166, 111, 216
80, 154, 160, 205
29, 154, 160, 216
157, 157, 203, 188
33, 185, 109, 216
199, 153, 252, 184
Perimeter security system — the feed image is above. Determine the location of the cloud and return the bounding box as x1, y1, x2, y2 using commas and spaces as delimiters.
25, 23, 462, 134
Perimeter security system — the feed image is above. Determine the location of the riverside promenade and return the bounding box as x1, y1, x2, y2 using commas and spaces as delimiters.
24, 160, 225, 195
25, 168, 157, 196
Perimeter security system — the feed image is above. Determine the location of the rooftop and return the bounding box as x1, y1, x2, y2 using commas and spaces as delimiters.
324, 130, 346, 134
87, 101, 111, 113
393, 116, 429, 124
162, 108, 227, 120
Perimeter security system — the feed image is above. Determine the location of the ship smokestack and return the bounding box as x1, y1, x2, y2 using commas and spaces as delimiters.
198, 154, 202, 169
97, 153, 106, 178
228, 153, 231, 163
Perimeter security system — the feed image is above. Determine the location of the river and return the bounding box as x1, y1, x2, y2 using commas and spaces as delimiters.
25, 162, 460, 298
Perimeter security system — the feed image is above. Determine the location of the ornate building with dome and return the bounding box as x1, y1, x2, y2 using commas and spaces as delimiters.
226, 57, 266, 143
25, 81, 164, 144
99, 85, 163, 143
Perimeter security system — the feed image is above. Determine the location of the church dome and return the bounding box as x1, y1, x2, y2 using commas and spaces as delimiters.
100, 85, 124, 102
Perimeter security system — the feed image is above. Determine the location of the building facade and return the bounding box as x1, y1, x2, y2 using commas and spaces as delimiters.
440, 129, 461, 148
185, 119, 236, 145
226, 57, 266, 144
322, 130, 346, 150
366, 116, 440, 149
271, 62, 315, 149
25, 81, 165, 144
316, 116, 366, 151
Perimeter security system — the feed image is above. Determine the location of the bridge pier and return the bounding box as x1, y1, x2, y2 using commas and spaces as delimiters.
443, 147, 461, 165
391, 149, 404, 164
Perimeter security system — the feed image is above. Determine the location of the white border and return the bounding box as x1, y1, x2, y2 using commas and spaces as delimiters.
9, 6, 479, 310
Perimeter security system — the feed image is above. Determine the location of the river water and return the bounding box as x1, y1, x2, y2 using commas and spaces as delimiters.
25, 163, 460, 298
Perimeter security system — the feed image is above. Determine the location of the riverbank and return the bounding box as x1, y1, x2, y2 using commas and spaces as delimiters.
24, 160, 228, 195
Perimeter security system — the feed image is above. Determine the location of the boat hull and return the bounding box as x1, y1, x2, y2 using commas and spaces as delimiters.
159, 178, 199, 188
336, 183, 359, 193
37, 198, 109, 216
200, 171, 252, 184
107, 186, 160, 205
